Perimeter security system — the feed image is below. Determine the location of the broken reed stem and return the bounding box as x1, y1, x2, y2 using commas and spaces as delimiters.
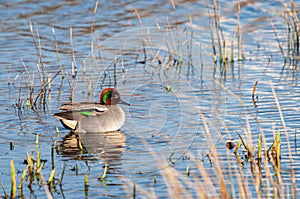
69, 27, 76, 103
70, 27, 76, 78
252, 81, 258, 100
252, 81, 259, 107
91, 0, 99, 33
29, 21, 41, 81
237, 0, 241, 60
32, 22, 47, 86
52, 26, 64, 77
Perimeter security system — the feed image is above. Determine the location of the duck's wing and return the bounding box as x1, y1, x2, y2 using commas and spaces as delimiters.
59, 102, 108, 112
54, 103, 109, 130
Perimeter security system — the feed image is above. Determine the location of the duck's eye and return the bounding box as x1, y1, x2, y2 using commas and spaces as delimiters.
111, 92, 119, 98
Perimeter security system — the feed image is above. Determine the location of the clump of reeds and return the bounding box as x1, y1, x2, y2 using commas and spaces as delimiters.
234, 129, 281, 171
3, 134, 65, 198
274, 0, 299, 63
13, 21, 76, 112
206, 0, 245, 77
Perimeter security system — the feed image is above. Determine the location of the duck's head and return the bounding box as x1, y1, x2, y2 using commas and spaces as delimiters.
100, 88, 130, 106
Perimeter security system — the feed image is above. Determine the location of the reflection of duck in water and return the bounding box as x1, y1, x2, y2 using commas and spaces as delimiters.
57, 130, 126, 162
54, 88, 129, 133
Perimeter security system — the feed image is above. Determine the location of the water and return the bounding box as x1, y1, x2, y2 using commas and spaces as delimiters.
0, 0, 300, 198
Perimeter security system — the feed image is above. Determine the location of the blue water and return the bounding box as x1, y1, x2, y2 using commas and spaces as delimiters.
0, 0, 299, 198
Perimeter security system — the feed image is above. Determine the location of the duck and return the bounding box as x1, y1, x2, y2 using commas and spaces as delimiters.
54, 88, 129, 133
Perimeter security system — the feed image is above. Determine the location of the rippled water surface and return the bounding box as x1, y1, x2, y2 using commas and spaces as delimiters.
0, 0, 300, 198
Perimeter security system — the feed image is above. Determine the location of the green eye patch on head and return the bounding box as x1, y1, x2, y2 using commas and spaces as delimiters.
101, 90, 113, 104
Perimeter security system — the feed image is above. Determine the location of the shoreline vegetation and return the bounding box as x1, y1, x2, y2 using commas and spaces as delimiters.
3, 0, 299, 198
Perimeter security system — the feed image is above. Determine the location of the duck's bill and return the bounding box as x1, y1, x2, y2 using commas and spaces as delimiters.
120, 99, 130, 106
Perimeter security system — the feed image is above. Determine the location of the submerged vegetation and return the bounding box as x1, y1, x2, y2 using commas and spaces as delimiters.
2, 0, 300, 198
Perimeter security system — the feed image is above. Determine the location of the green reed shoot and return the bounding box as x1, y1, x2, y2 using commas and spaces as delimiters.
267, 130, 281, 161
78, 140, 83, 151
269, 130, 281, 170
48, 168, 56, 185
275, 130, 281, 159
26, 98, 31, 109
55, 127, 60, 138
257, 134, 262, 160
84, 174, 89, 187
186, 164, 190, 177
101, 164, 108, 180
10, 160, 16, 199
36, 160, 45, 175
84, 173, 89, 197
18, 167, 27, 190
26, 153, 34, 175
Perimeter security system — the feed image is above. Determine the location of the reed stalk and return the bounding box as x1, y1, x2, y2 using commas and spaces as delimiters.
10, 160, 16, 199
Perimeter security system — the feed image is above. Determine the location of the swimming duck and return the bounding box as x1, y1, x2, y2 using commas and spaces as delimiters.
54, 88, 129, 133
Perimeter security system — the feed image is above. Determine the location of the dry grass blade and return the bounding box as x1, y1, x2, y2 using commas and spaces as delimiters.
140, 139, 191, 198
271, 82, 296, 194
0, 181, 8, 198
252, 81, 258, 102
